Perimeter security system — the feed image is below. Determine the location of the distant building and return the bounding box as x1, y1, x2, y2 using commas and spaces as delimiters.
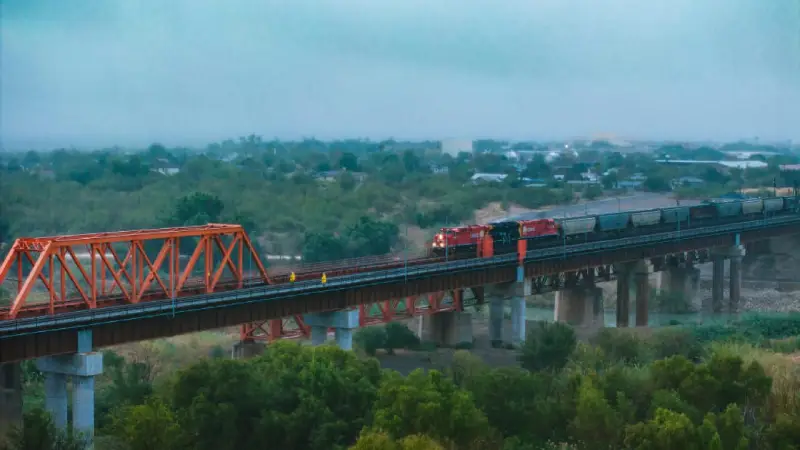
470, 173, 507, 184
671, 176, 705, 189
429, 163, 449, 175
440, 139, 474, 157
655, 159, 768, 170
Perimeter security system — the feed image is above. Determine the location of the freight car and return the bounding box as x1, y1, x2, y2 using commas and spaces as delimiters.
429, 195, 800, 257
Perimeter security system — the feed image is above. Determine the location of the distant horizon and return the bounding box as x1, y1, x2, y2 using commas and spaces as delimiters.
1, 134, 795, 153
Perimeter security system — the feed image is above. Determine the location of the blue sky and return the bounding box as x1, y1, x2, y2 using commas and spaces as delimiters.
2, 0, 799, 149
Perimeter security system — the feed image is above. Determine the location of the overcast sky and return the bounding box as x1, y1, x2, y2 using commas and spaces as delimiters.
2, 0, 799, 150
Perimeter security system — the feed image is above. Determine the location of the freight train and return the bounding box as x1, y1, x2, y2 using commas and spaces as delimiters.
429, 196, 800, 257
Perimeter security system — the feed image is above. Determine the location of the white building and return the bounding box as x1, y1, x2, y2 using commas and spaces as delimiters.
440, 139, 474, 157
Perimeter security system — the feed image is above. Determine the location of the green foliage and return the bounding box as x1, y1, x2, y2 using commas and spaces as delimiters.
569, 377, 623, 449
355, 327, 388, 356
349, 431, 444, 450
302, 216, 400, 262
649, 328, 703, 361
2, 408, 88, 450
518, 321, 577, 372
465, 367, 572, 445
689, 313, 800, 345
156, 342, 381, 450
371, 369, 490, 448
383, 323, 420, 354
591, 328, 651, 365
108, 398, 182, 450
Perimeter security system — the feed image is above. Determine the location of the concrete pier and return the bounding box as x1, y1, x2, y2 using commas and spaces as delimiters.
634, 263, 651, 327
555, 286, 602, 328
35, 330, 103, 443
486, 268, 530, 348
709, 243, 746, 316
615, 264, 631, 328
0, 364, 22, 443
304, 309, 360, 350
420, 311, 474, 347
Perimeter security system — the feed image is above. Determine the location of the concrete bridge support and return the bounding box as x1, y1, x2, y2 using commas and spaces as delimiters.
554, 285, 603, 328
615, 264, 631, 328
634, 262, 652, 327
708, 243, 746, 315
304, 309, 360, 350
420, 311, 473, 347
35, 330, 103, 444
487, 268, 530, 348
0, 364, 22, 443
615, 261, 651, 327
658, 265, 700, 305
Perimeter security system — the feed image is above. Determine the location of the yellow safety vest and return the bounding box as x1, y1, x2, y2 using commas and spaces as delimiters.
289, 272, 296, 283
321, 273, 327, 284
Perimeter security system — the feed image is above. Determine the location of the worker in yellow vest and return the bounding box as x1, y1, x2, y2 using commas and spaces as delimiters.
321, 273, 327, 284
289, 272, 296, 283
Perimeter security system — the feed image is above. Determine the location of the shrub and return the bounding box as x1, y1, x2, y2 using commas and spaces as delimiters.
591, 329, 651, 365
384, 323, 420, 354
355, 326, 387, 356
518, 321, 577, 372
649, 327, 702, 361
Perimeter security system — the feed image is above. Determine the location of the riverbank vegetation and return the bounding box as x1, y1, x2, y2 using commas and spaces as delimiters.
8, 314, 800, 450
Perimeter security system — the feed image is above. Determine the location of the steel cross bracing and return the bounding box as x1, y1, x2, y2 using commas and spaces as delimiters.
1, 215, 800, 338
240, 289, 471, 342
0, 224, 270, 319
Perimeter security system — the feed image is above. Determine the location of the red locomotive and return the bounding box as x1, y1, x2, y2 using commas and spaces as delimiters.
430, 219, 559, 256
430, 225, 488, 255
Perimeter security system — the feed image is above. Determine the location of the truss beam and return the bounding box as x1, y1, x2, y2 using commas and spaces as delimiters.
0, 224, 270, 319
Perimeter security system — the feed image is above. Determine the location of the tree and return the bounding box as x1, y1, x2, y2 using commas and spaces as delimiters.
340, 171, 357, 191
346, 216, 399, 257
96, 351, 154, 430
601, 172, 618, 189
644, 175, 671, 192
108, 398, 182, 450
402, 150, 422, 173
302, 232, 347, 262
170, 192, 225, 225
371, 369, 490, 447
2, 408, 88, 450
569, 378, 623, 450
623, 408, 713, 450
383, 323, 420, 354
163, 343, 382, 450
338, 152, 360, 171
465, 367, 571, 445
518, 321, 577, 372
251, 342, 382, 450
350, 431, 444, 450
355, 326, 388, 356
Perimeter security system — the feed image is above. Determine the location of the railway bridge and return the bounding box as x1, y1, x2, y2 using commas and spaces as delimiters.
0, 214, 799, 441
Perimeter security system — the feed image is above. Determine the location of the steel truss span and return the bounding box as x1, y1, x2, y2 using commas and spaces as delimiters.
0, 224, 270, 319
